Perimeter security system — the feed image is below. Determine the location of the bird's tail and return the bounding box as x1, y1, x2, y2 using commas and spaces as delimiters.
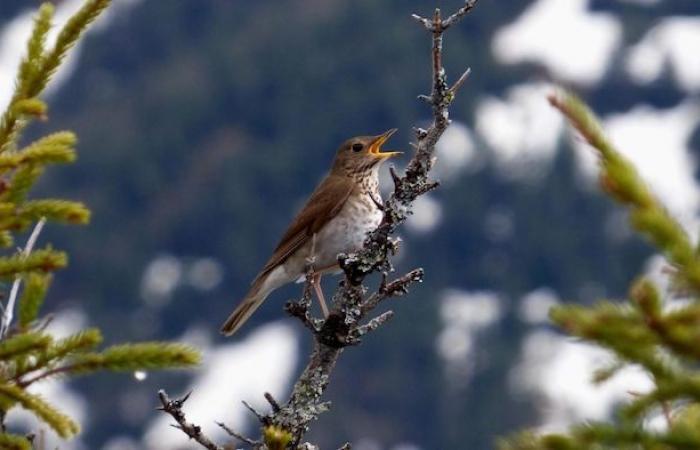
220, 268, 283, 336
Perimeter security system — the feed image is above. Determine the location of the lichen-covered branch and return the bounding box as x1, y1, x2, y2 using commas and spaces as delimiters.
162, 3, 478, 449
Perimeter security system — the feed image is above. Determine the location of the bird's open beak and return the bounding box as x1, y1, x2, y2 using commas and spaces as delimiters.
369, 128, 401, 158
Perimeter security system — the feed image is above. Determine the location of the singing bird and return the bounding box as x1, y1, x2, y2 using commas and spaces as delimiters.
221, 129, 401, 336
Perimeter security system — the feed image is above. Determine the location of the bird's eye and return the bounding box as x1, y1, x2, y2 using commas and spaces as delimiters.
351, 143, 364, 152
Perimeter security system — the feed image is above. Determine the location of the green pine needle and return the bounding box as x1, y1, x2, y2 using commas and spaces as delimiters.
0, 332, 51, 360
19, 199, 90, 225
3, 165, 43, 205
68, 342, 202, 374
52, 328, 104, 358
0, 433, 32, 450
0, 230, 13, 248
0, 132, 77, 171
18, 3, 54, 89
0, 247, 67, 278
11, 98, 47, 119
29, 0, 112, 96
0, 384, 79, 438
17, 272, 51, 328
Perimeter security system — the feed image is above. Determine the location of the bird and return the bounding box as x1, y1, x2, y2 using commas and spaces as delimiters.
221, 129, 401, 336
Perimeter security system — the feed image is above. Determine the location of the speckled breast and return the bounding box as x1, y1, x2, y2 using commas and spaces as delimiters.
314, 192, 383, 269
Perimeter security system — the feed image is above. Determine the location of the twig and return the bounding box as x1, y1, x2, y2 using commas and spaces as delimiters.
264, 392, 282, 413
242, 400, 268, 424
349, 310, 394, 342
362, 268, 424, 314
0, 217, 46, 338
157, 389, 224, 450
217, 421, 260, 446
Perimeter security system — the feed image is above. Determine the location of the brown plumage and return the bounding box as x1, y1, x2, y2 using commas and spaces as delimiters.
221, 129, 400, 336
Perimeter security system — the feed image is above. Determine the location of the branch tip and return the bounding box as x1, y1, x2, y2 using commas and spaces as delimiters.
216, 421, 259, 446
242, 400, 267, 423
449, 67, 472, 96
264, 392, 282, 413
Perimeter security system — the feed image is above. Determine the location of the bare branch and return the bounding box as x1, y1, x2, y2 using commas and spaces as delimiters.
443, 0, 479, 29
242, 400, 268, 424
157, 390, 223, 450
217, 421, 260, 446
362, 268, 425, 314
0, 217, 46, 338
449, 67, 472, 97
164, 2, 478, 448
264, 392, 282, 413
350, 310, 394, 342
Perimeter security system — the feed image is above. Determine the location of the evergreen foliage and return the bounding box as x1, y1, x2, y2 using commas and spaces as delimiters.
501, 92, 700, 449
0, 1, 200, 445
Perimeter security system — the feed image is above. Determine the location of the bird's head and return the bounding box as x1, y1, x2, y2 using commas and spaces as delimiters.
331, 129, 401, 177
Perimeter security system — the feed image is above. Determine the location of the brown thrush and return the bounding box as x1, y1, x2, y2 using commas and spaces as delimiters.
221, 129, 400, 336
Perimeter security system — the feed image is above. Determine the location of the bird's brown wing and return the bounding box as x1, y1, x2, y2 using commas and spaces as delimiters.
256, 174, 355, 280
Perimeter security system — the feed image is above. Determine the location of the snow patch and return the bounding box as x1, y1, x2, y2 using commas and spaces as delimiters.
433, 121, 481, 180
406, 195, 442, 234
475, 82, 563, 180
493, 0, 622, 85
437, 290, 502, 364
519, 288, 559, 325
626, 17, 700, 92
510, 330, 654, 431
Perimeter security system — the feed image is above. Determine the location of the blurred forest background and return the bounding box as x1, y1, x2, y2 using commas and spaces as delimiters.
1, 0, 699, 449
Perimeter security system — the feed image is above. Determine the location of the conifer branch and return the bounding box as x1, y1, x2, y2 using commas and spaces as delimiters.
18, 342, 200, 387
0, 433, 32, 450
0, 384, 79, 438
0, 1, 205, 445
503, 91, 700, 449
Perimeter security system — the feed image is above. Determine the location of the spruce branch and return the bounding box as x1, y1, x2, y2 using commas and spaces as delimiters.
0, 433, 32, 450
27, 0, 112, 97
3, 165, 44, 205
0, 384, 79, 438
503, 92, 700, 449
164, 2, 478, 448
18, 342, 200, 387
0, 131, 76, 172
0, 1, 207, 445
0, 332, 51, 360
0, 247, 65, 278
